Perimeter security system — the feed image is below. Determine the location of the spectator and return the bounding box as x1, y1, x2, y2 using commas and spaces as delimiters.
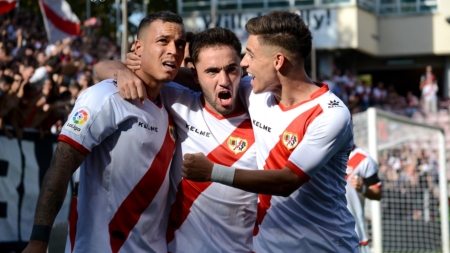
421, 79, 438, 116
333, 80, 348, 104
372, 82, 387, 107
320, 73, 335, 92
355, 79, 372, 111
420, 65, 435, 90
405, 91, 420, 117
0, 74, 20, 138
77, 71, 93, 92
29, 55, 60, 91
342, 69, 356, 89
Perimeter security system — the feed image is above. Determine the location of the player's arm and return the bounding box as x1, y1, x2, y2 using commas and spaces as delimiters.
182, 153, 304, 196
22, 141, 85, 253
351, 174, 382, 200
93, 60, 146, 102
94, 55, 198, 102
365, 184, 382, 200
351, 154, 383, 200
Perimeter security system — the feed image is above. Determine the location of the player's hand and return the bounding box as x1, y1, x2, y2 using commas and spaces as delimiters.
116, 68, 147, 104
22, 241, 48, 253
350, 175, 364, 192
182, 153, 213, 182
125, 47, 141, 71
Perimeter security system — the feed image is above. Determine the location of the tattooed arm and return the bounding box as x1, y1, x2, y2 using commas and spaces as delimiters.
23, 141, 86, 253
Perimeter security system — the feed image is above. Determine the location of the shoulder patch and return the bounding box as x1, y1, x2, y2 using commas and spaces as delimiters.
64, 108, 91, 135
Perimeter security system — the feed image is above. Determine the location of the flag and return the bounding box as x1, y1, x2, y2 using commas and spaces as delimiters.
38, 0, 81, 44
0, 0, 16, 15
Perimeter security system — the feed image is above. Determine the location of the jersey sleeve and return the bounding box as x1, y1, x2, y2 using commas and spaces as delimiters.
58, 80, 121, 155
239, 76, 253, 108
161, 82, 199, 109
360, 156, 381, 187
285, 107, 353, 180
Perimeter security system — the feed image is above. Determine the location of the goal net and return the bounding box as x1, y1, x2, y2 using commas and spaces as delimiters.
352, 108, 449, 253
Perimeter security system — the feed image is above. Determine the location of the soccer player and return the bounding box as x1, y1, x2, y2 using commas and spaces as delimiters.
22, 11, 185, 253
181, 11, 360, 252
346, 146, 382, 253
94, 28, 257, 253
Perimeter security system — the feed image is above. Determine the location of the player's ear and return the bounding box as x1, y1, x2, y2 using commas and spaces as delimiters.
191, 67, 199, 84
274, 53, 285, 71
134, 40, 143, 55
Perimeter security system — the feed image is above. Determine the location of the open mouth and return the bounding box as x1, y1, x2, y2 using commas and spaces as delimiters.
218, 91, 232, 107
218, 91, 232, 102
163, 61, 177, 71
247, 73, 255, 85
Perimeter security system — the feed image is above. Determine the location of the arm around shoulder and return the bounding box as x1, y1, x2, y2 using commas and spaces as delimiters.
93, 60, 127, 81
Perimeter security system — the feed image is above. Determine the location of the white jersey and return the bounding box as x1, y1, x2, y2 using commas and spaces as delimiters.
160, 82, 258, 253
345, 147, 381, 246
240, 76, 359, 253
59, 79, 176, 253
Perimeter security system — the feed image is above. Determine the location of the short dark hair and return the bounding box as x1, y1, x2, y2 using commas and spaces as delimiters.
137, 11, 183, 39
189, 27, 241, 64
0, 75, 14, 86
245, 11, 312, 60
186, 31, 196, 43
46, 56, 60, 69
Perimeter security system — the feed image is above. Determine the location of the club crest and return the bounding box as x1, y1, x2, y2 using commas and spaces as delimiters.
169, 125, 176, 142
282, 131, 299, 150
227, 136, 248, 154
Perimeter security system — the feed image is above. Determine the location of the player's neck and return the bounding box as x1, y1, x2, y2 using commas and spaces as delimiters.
134, 69, 164, 101
278, 68, 318, 107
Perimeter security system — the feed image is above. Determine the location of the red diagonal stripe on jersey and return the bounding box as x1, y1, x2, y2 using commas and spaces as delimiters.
108, 119, 176, 253
345, 153, 367, 180
166, 119, 255, 243
69, 196, 78, 252
256, 105, 323, 231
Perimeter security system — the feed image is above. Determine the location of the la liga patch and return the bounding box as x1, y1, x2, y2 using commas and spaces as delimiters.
64, 107, 91, 135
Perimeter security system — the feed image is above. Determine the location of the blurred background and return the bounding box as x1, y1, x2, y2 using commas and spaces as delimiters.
1, 0, 450, 252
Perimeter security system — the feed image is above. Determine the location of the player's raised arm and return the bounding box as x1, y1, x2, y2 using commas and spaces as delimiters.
22, 142, 85, 253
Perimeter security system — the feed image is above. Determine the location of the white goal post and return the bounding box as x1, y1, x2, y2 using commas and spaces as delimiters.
353, 107, 449, 253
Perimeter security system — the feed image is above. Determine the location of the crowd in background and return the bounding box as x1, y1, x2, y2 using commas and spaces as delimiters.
318, 66, 442, 118
0, 11, 120, 139
379, 144, 440, 221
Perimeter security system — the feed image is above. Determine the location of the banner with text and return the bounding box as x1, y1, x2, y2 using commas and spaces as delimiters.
182, 9, 337, 51
0, 130, 73, 252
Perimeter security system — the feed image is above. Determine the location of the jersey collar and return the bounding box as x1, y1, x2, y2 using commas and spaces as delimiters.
277, 83, 329, 112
